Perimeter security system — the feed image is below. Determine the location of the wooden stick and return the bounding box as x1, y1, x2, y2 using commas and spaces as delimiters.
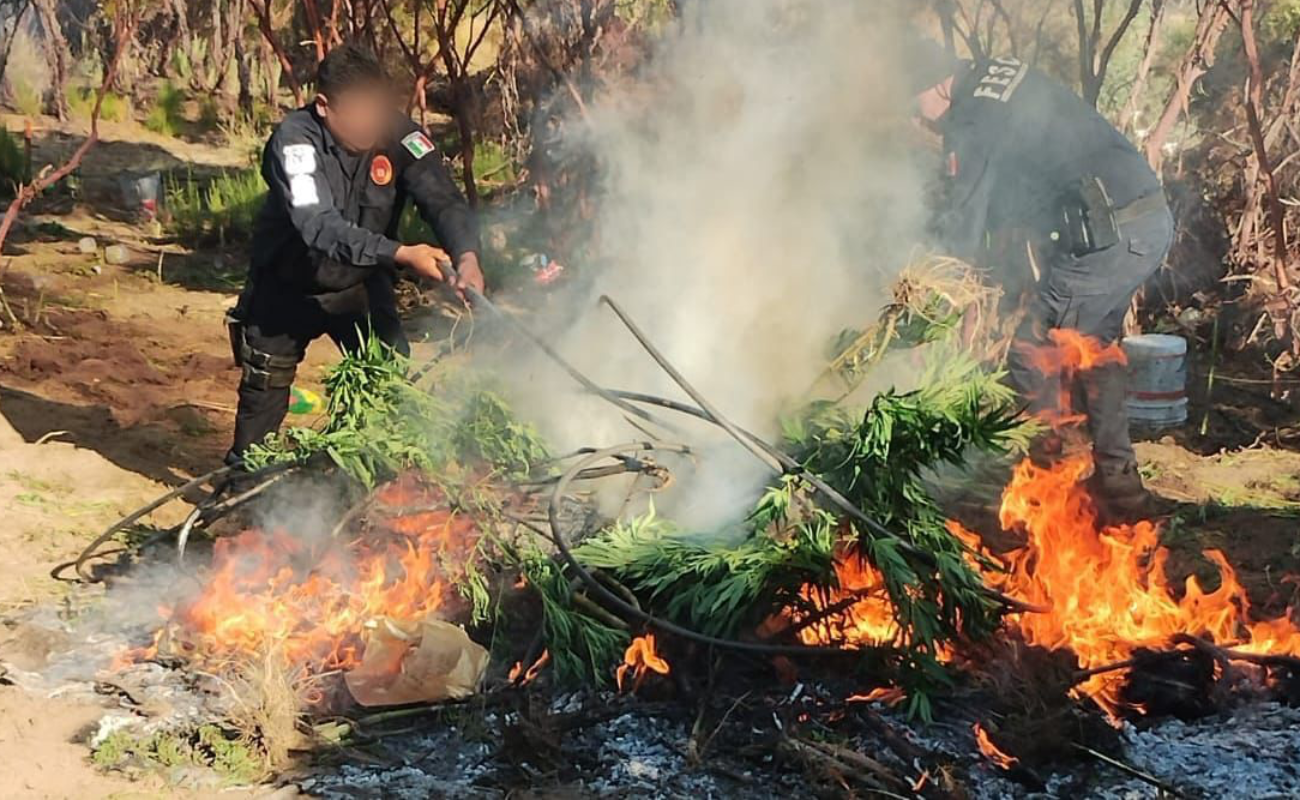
1072, 743, 1187, 798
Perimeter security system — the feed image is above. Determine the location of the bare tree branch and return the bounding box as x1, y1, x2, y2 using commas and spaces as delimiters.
0, 6, 139, 258
1232, 0, 1294, 306
1117, 0, 1165, 132
1145, 2, 1230, 173
1074, 0, 1146, 107
31, 0, 69, 120
249, 0, 304, 106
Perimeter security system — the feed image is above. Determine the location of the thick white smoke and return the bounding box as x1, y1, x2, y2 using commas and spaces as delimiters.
506, 0, 934, 529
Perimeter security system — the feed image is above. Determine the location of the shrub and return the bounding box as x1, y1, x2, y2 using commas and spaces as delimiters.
0, 128, 26, 196
69, 87, 128, 122
8, 81, 42, 118
1267, 0, 1300, 39
144, 82, 186, 137
166, 167, 266, 243
473, 139, 518, 185
198, 96, 221, 132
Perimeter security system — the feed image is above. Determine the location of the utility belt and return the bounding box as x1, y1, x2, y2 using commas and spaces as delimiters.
1057, 176, 1167, 257
225, 309, 299, 391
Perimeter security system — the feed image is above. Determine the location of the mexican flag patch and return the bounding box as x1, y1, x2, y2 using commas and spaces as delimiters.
401, 131, 435, 160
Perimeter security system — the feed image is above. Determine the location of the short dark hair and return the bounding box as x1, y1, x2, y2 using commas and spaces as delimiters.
902, 37, 959, 96
316, 44, 388, 97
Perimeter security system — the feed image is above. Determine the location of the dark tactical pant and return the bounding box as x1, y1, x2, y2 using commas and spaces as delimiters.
227, 269, 409, 463
1005, 205, 1175, 478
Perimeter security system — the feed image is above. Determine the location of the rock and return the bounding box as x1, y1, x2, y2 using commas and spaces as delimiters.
76, 236, 97, 255
103, 244, 130, 265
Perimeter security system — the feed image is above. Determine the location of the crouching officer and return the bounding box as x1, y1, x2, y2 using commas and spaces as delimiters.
910, 44, 1174, 519
225, 44, 483, 468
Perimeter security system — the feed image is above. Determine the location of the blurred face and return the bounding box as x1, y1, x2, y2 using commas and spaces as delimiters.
315, 83, 394, 153
914, 75, 955, 128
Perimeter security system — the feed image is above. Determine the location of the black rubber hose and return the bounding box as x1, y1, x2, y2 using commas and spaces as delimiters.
63, 461, 295, 583
595, 298, 953, 557
594, 295, 1042, 615
440, 270, 680, 434
599, 296, 780, 471
64, 465, 234, 582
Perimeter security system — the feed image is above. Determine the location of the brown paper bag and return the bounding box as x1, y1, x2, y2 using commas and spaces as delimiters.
345, 617, 489, 707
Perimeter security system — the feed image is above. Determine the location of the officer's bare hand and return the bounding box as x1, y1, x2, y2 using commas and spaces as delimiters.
395, 243, 451, 282
454, 252, 486, 298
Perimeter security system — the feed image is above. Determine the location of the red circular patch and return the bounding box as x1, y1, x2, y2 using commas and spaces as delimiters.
370, 155, 393, 186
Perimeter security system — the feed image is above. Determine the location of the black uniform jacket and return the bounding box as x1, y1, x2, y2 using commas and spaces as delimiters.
249, 106, 479, 294
937, 57, 1162, 264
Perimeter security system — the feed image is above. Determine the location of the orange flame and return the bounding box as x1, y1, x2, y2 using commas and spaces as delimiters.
1016, 329, 1127, 426
616, 633, 670, 692
973, 722, 1018, 770
785, 330, 1300, 721
986, 329, 1300, 716
509, 649, 551, 686
985, 454, 1300, 715
788, 552, 899, 649
847, 686, 906, 706
146, 476, 480, 688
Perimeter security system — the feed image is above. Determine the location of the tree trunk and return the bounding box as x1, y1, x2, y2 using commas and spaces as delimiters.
1072, 0, 1096, 103
224, 0, 250, 115
208, 0, 226, 94
31, 0, 69, 120
236, 25, 254, 117
1117, 0, 1166, 134
1144, 4, 1230, 173
250, 0, 303, 106
454, 83, 479, 208
1075, 0, 1145, 109
0, 1, 32, 92
1237, 0, 1293, 299
260, 37, 279, 110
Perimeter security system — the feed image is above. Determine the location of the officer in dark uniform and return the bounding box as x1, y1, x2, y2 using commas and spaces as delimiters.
226, 44, 483, 467
911, 45, 1175, 518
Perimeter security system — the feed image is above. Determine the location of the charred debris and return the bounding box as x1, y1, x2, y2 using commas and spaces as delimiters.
6, 259, 1299, 797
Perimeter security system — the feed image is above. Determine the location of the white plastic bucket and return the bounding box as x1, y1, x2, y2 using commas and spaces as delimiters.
1123, 334, 1188, 429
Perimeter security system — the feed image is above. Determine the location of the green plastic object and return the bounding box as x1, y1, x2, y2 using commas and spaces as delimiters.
288, 386, 326, 415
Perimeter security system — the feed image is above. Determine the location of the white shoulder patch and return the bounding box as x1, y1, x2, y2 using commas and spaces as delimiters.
289, 174, 319, 208
283, 143, 317, 176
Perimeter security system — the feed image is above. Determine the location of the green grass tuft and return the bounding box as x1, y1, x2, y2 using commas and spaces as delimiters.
9, 81, 42, 118
0, 127, 27, 196
473, 139, 519, 185
91, 724, 264, 785
198, 96, 221, 132
144, 82, 186, 137
69, 87, 128, 122
165, 168, 266, 244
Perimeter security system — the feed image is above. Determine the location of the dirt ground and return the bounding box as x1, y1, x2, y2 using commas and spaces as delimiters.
2, 115, 1299, 797
0, 116, 334, 799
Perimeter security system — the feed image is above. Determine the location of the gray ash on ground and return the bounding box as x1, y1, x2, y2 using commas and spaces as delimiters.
302, 689, 1300, 799
303, 692, 799, 800
8, 605, 1300, 798
941, 701, 1300, 799
1114, 703, 1300, 798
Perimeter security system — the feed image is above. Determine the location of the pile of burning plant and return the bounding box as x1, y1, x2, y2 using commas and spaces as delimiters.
973, 333, 1300, 717
25, 266, 1300, 794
